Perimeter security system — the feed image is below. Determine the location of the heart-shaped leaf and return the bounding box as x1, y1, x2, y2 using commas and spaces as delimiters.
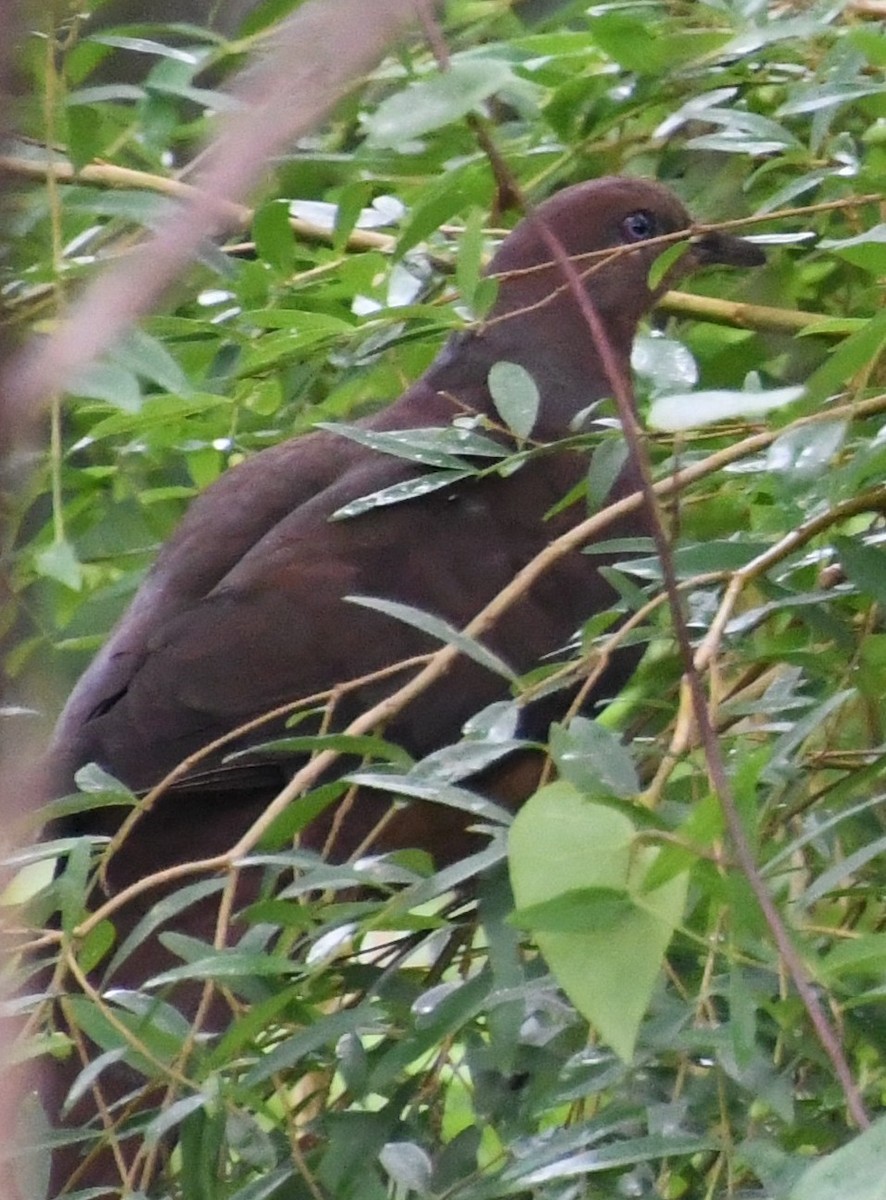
509, 782, 688, 1061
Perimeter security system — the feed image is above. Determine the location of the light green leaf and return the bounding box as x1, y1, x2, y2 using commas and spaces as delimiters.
456, 206, 489, 314
81, 393, 228, 441
319, 422, 506, 469
66, 84, 145, 105
145, 1094, 207, 1146
379, 1142, 433, 1195
519, 1132, 718, 1184
55, 185, 172, 224
34, 540, 83, 591
767, 420, 847, 481
777, 84, 885, 117
648, 241, 690, 291
395, 165, 493, 258
253, 200, 295, 273
803, 309, 886, 405
89, 35, 201, 63
67, 360, 142, 410
819, 223, 886, 274
488, 361, 540, 440
147, 949, 298, 987
111, 328, 192, 395
510, 886, 634, 933
509, 782, 688, 1061
648, 386, 803, 431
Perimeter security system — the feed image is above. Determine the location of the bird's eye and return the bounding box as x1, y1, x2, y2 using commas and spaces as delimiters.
621, 210, 657, 242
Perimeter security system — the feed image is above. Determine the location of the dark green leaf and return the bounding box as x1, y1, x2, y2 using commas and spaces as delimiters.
549, 717, 639, 799
834, 537, 886, 607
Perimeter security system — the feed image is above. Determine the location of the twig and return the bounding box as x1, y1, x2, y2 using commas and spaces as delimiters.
0, 153, 870, 341
658, 290, 849, 336
74, 389, 886, 939
531, 205, 871, 1130
693, 485, 886, 673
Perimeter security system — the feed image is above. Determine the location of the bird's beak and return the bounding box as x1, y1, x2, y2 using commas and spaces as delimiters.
690, 230, 766, 268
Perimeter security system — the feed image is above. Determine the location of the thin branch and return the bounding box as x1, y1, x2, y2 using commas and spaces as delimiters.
530, 209, 871, 1129
0, 153, 396, 253
658, 290, 848, 336
72, 389, 886, 939
0, 152, 867, 341
693, 484, 886, 673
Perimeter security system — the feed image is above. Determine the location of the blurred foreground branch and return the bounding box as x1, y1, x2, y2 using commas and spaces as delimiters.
0, 0, 429, 448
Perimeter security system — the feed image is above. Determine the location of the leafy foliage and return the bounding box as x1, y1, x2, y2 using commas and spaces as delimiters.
3, 1, 886, 1198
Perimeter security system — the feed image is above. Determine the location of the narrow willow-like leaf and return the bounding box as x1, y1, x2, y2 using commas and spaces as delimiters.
345, 593, 517, 681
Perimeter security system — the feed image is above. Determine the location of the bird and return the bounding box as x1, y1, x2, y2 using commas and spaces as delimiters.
35, 176, 764, 1195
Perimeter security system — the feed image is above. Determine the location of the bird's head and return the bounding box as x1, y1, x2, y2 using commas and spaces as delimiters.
483, 176, 763, 352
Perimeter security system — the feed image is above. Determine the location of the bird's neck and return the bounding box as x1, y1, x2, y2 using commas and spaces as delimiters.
427, 313, 637, 442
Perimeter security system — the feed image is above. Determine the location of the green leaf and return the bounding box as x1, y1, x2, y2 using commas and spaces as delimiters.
346, 768, 512, 825
803, 309, 886, 405
819, 223, 886, 274
834, 536, 886, 607
228, 731, 413, 767
331, 469, 474, 518
801, 834, 886, 907
785, 1116, 886, 1200
252, 199, 294, 273
334, 181, 376, 251
587, 437, 628, 510
591, 13, 728, 74
66, 83, 145, 105
319, 422, 506, 469
111, 328, 192, 395
510, 886, 635, 933
509, 782, 688, 1061
648, 386, 803, 431
518, 1132, 718, 1184
106, 879, 227, 978
777, 83, 885, 117
648, 241, 690, 291
147, 948, 298, 987
65, 104, 105, 172
487, 360, 540, 440
345, 594, 517, 681
145, 1094, 207, 1146
821, 932, 886, 982
396, 164, 493, 258
34, 540, 83, 591
767, 420, 847, 482
54, 185, 172, 224
77, 920, 116, 975
89, 34, 202, 63
82, 392, 229, 441
379, 1142, 433, 1195
67, 360, 142, 410
456, 206, 489, 314
549, 717, 639, 799
363, 58, 514, 147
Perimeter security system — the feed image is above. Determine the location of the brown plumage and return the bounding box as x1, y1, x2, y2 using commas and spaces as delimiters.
38, 176, 763, 1194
